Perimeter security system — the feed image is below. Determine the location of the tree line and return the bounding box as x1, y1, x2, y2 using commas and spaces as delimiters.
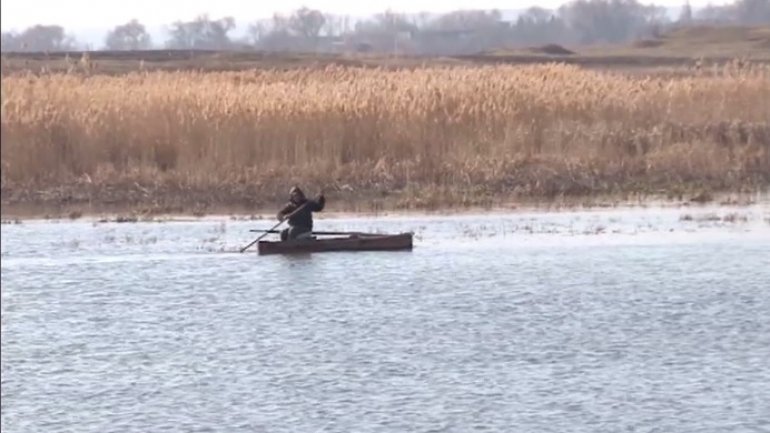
2, 0, 768, 54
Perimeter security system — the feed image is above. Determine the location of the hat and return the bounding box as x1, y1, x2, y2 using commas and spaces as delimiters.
289, 186, 304, 196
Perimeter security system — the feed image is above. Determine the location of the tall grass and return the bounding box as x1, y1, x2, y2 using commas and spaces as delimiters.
1, 62, 769, 211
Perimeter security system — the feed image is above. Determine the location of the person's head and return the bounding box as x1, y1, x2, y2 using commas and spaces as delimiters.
289, 186, 305, 203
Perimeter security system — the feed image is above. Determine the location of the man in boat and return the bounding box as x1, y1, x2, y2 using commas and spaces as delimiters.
277, 186, 325, 241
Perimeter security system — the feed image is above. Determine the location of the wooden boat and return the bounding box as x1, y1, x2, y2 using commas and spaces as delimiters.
257, 232, 413, 255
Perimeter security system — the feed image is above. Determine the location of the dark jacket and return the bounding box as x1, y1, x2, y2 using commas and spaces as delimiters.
277, 195, 325, 229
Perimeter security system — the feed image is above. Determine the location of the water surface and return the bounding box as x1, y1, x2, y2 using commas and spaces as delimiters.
2, 205, 770, 432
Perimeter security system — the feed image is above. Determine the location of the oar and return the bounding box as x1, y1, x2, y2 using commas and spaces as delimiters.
239, 201, 309, 253
249, 229, 368, 236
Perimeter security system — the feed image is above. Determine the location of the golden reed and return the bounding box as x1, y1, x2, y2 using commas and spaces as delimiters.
1, 62, 768, 212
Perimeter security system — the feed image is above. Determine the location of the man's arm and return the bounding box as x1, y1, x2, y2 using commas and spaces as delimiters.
277, 203, 295, 221
311, 194, 325, 212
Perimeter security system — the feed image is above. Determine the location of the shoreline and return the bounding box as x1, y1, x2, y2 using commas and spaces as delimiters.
3, 190, 767, 223
4, 61, 768, 226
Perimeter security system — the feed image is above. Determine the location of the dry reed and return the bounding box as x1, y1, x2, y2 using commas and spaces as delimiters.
1, 62, 769, 213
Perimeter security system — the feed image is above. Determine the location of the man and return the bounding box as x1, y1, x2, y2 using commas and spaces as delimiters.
277, 186, 325, 241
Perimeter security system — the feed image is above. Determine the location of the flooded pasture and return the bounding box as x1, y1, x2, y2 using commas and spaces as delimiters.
2, 205, 770, 432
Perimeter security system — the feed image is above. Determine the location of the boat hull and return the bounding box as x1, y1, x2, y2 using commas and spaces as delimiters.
257, 233, 413, 255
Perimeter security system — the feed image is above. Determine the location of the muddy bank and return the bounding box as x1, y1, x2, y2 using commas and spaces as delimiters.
2, 180, 765, 222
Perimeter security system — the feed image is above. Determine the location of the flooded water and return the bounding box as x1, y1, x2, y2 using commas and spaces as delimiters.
2, 205, 770, 433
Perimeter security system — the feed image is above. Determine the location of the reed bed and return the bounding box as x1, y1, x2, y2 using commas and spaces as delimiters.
2, 62, 769, 213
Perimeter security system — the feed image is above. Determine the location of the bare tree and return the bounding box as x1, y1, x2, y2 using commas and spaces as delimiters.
734, 0, 770, 24
1, 25, 77, 51
135, 1, 769, 57
247, 19, 272, 44
512, 7, 569, 45
104, 19, 152, 50
413, 12, 434, 30
289, 7, 326, 39
558, 0, 668, 44
253, 8, 346, 51
355, 10, 417, 35
678, 1, 693, 23
1, 32, 20, 51
520, 7, 555, 24
166, 15, 235, 50
695, 3, 731, 22
322, 14, 349, 37
249, 13, 294, 50
429, 9, 502, 31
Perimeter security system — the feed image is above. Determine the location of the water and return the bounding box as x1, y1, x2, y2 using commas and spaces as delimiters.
2, 205, 770, 432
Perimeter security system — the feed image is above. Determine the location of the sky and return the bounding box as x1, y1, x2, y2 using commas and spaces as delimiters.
1, 0, 735, 30
1, 0, 736, 48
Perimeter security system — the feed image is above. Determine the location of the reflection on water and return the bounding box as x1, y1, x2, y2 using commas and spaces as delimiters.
2, 205, 770, 432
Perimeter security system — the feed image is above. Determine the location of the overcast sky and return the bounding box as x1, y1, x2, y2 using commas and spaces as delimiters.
1, 0, 735, 31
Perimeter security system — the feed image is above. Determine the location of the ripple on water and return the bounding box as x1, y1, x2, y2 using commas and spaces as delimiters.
2, 208, 770, 432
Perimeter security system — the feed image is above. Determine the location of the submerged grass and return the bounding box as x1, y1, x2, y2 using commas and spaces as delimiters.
1, 62, 769, 215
